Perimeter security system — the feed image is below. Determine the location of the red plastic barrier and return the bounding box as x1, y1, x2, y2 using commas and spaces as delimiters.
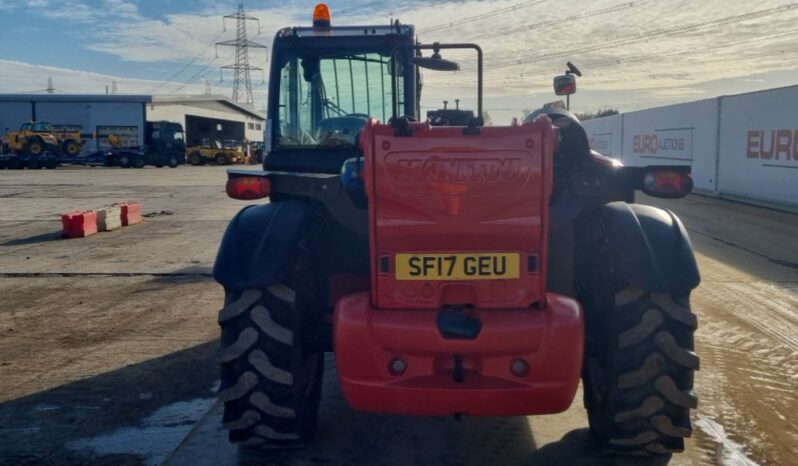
61, 211, 98, 238
116, 202, 142, 226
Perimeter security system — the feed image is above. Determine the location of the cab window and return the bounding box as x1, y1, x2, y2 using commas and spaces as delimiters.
276, 52, 402, 149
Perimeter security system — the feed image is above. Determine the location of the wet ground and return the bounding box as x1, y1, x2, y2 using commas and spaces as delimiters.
0, 166, 795, 465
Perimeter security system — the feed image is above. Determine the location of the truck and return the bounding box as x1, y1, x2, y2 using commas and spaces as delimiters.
212, 4, 700, 457
78, 121, 186, 168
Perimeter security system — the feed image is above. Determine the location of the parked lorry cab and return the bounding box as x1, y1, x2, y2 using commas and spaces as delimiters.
213, 4, 700, 457
87, 121, 186, 168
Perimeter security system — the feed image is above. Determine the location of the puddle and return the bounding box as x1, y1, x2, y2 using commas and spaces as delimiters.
696, 415, 762, 466
67, 396, 216, 466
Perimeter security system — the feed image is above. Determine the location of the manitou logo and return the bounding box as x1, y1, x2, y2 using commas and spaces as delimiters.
746, 129, 798, 161
393, 157, 525, 184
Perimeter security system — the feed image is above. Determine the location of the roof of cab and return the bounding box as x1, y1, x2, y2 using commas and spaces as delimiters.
277, 24, 414, 39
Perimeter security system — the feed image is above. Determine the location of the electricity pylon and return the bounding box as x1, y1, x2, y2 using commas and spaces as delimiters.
216, 4, 267, 107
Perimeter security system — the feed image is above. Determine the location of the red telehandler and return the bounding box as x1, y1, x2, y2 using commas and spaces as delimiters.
213, 4, 700, 457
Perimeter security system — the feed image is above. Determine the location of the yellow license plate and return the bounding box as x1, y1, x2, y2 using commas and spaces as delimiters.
395, 253, 521, 281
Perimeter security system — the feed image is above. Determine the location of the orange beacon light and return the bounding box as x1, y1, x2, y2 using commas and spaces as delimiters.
313, 4, 332, 28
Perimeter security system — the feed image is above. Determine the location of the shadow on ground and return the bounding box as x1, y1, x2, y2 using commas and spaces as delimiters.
0, 342, 218, 466
523, 429, 671, 466
234, 425, 671, 466
1, 230, 64, 247
169, 357, 672, 466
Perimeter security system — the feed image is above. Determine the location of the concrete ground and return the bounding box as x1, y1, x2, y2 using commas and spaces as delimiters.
0, 166, 795, 466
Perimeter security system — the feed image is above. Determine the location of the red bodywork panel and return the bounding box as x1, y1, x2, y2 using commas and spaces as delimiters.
334, 119, 584, 416
361, 119, 557, 309
335, 292, 583, 416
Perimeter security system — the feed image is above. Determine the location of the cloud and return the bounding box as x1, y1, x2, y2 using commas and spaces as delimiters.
15, 0, 97, 22
3, 0, 798, 122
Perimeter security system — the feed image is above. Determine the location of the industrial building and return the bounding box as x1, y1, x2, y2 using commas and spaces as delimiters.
148, 95, 265, 147
0, 94, 265, 155
0, 94, 150, 153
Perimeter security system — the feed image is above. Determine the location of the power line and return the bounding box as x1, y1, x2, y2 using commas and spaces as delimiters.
149, 31, 225, 93
459, 0, 654, 42
436, 25, 798, 86
170, 57, 220, 94
419, 0, 550, 33
439, 2, 798, 78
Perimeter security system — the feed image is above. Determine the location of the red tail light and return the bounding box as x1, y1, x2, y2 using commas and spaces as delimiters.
642, 170, 693, 199
226, 176, 271, 200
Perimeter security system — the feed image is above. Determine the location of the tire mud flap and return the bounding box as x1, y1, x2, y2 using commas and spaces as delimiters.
214, 200, 311, 290
598, 202, 700, 294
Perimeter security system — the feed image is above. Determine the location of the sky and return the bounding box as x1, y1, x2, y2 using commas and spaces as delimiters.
1, 0, 798, 124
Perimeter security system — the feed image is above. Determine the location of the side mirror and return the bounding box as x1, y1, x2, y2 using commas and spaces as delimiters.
554, 74, 577, 96
412, 54, 460, 72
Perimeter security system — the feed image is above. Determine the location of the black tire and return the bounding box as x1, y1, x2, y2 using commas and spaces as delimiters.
118, 154, 131, 168
132, 155, 145, 169
188, 152, 203, 166
168, 156, 179, 168
6, 156, 22, 170
27, 156, 41, 170
217, 284, 324, 449
27, 139, 44, 156
583, 287, 699, 455
44, 158, 58, 169
216, 153, 228, 165
62, 140, 80, 157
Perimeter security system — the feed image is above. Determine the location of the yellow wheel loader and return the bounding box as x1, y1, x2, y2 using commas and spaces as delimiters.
186, 139, 244, 166
2, 122, 85, 157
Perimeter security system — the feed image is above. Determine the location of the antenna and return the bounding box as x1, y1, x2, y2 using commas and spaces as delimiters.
215, 3, 268, 107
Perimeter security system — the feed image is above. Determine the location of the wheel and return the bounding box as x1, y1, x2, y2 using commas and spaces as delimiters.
132, 155, 145, 168
217, 225, 325, 450
27, 139, 44, 156
118, 154, 131, 168
27, 157, 41, 170
188, 152, 203, 165
62, 140, 80, 157
583, 285, 699, 455
44, 158, 59, 169
216, 153, 228, 165
168, 156, 179, 168
6, 156, 22, 170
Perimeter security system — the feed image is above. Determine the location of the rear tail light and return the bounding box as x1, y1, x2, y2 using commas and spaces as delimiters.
226, 176, 271, 200
642, 170, 693, 199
